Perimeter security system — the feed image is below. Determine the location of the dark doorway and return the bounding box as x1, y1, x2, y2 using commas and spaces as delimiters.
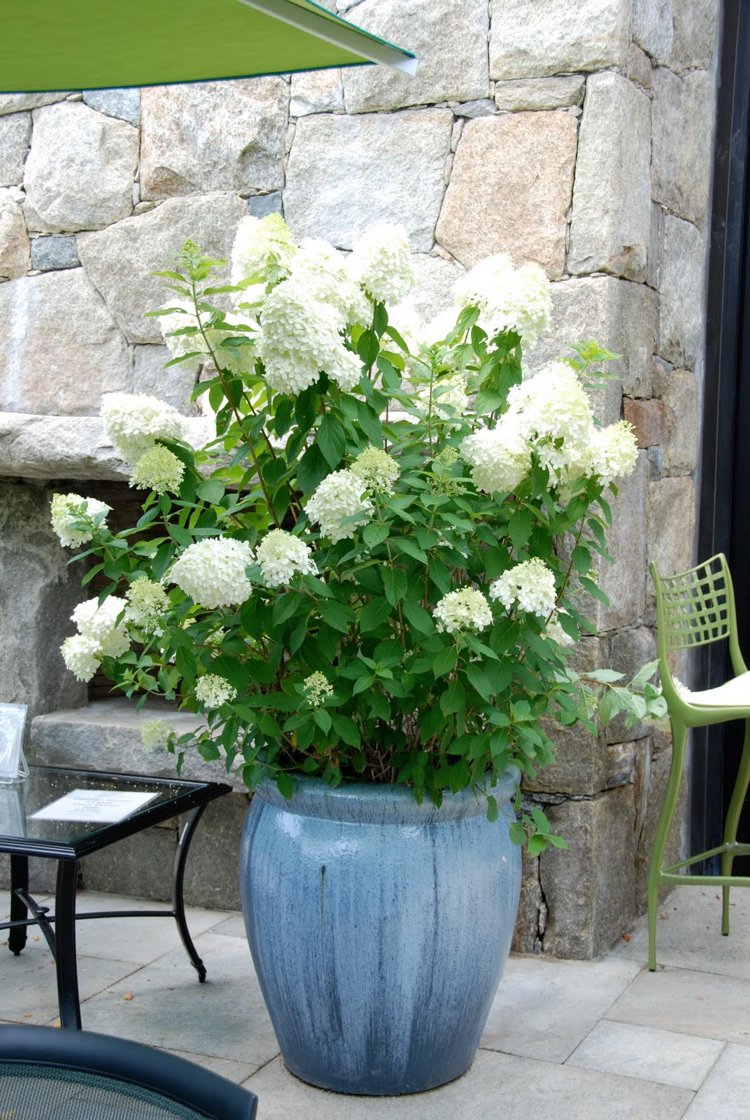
694, 2, 750, 874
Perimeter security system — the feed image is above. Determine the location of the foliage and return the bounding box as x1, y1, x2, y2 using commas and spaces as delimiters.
52, 220, 664, 851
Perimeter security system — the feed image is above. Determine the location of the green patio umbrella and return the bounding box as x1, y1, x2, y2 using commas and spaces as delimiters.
0, 0, 417, 93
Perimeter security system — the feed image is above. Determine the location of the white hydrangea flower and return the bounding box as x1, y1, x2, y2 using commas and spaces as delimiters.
584, 420, 639, 486
130, 445, 186, 495
490, 559, 557, 618
459, 416, 532, 494
545, 611, 575, 647
417, 374, 470, 423
140, 718, 175, 752
305, 469, 373, 543
350, 446, 400, 495
60, 634, 102, 682
195, 673, 238, 709
258, 280, 362, 395
507, 364, 595, 475
433, 587, 493, 634
256, 529, 317, 588
125, 577, 169, 632
170, 537, 255, 610
71, 596, 131, 657
454, 254, 551, 348
348, 223, 414, 306
230, 213, 297, 286
303, 671, 334, 706
101, 392, 186, 466
290, 239, 371, 326
50, 493, 111, 549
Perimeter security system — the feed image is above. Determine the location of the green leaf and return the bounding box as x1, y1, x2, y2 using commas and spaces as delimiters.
572, 544, 592, 573
440, 678, 466, 715
332, 715, 361, 748
167, 523, 194, 548
197, 479, 226, 505
363, 522, 390, 548
531, 806, 550, 833
475, 388, 506, 415
393, 537, 428, 563
318, 598, 354, 633
509, 821, 526, 846
382, 566, 408, 608
466, 663, 492, 702
276, 772, 294, 799
433, 645, 458, 679
486, 796, 499, 823
317, 414, 346, 468
401, 599, 435, 635
356, 398, 382, 444
272, 592, 301, 627
357, 330, 380, 368
313, 708, 332, 734
508, 507, 533, 550
297, 444, 329, 495
359, 597, 392, 632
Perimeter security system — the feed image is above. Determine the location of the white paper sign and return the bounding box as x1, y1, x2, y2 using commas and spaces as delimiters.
30, 789, 159, 824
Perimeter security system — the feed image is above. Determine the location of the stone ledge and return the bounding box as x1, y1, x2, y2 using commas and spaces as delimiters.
0, 412, 211, 481
31, 698, 246, 791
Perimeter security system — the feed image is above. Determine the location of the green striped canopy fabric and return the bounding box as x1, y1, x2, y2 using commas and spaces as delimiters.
0, 0, 417, 93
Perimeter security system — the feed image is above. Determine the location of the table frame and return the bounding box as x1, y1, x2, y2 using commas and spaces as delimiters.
0, 766, 232, 1029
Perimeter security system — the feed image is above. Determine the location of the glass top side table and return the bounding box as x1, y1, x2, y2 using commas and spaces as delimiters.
0, 765, 232, 1029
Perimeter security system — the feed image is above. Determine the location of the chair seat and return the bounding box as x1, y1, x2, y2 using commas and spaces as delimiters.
685, 670, 750, 709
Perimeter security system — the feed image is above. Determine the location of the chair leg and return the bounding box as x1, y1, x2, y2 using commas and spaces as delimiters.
721, 718, 750, 936
648, 719, 687, 972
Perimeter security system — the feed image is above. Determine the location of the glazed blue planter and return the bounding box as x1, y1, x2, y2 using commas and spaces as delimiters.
238, 770, 521, 1096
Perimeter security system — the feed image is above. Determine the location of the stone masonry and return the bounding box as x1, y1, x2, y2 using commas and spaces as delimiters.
0, 0, 717, 951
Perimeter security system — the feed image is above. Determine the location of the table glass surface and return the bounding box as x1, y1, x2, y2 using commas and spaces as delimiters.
0, 766, 210, 848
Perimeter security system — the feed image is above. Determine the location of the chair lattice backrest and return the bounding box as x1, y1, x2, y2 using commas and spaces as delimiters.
653, 554, 733, 652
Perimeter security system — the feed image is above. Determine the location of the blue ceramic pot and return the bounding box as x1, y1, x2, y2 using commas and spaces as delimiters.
238, 770, 521, 1096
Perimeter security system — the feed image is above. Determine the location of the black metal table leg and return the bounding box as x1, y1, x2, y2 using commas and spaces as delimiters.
173, 805, 207, 982
8, 855, 28, 955
54, 860, 82, 1029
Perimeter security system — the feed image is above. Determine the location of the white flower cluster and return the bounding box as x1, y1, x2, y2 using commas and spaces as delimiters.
140, 718, 175, 752
101, 392, 185, 466
348, 223, 414, 306
490, 559, 556, 618
584, 421, 639, 486
231, 213, 297, 286
507, 364, 594, 474
303, 671, 334, 706
256, 529, 317, 588
130, 445, 186, 495
61, 596, 131, 682
195, 673, 238, 709
50, 493, 111, 549
305, 469, 373, 543
433, 587, 493, 634
350, 446, 400, 495
460, 364, 638, 493
290, 239, 370, 327
459, 419, 531, 495
258, 280, 362, 395
171, 537, 255, 610
454, 254, 551, 348
125, 577, 169, 632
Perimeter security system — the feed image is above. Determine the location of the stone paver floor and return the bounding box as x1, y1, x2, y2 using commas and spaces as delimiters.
1, 885, 749, 1118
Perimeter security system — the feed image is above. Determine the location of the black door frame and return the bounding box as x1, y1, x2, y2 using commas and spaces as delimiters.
694, 1, 750, 871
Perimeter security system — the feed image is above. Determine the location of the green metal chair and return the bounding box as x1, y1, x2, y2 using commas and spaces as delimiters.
650, 553, 750, 970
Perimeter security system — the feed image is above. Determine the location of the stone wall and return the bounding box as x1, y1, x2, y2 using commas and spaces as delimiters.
0, 0, 718, 954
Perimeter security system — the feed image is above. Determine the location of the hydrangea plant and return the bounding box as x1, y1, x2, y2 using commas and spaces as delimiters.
52, 217, 666, 850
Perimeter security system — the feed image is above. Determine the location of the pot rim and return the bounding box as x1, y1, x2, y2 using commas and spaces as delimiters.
252, 767, 520, 824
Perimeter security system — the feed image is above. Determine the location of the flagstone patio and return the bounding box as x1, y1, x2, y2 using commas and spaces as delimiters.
1, 885, 748, 1118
